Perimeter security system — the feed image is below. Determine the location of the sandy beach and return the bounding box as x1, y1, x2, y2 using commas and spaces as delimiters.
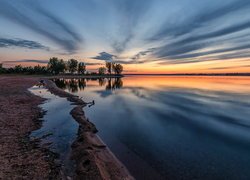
0, 75, 133, 179
0, 76, 60, 179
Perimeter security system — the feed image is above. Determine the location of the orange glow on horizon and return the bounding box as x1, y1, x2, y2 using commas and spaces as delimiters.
1, 54, 250, 74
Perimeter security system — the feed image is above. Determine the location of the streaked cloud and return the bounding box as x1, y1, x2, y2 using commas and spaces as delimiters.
2, 59, 49, 64
0, 0, 83, 54
0, 0, 250, 72
0, 38, 49, 50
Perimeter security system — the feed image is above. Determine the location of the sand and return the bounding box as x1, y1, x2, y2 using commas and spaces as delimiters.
46, 79, 134, 180
0, 75, 134, 180
0, 76, 60, 179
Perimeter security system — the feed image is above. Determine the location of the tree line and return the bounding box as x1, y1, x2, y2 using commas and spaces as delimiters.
0, 57, 123, 75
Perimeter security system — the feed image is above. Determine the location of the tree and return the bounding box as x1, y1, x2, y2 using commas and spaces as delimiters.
113, 63, 123, 74
14, 65, 23, 73
47, 57, 66, 75
67, 59, 78, 74
98, 67, 106, 75
112, 62, 116, 74
78, 62, 86, 74
34, 65, 48, 74
106, 62, 112, 75
0, 63, 5, 74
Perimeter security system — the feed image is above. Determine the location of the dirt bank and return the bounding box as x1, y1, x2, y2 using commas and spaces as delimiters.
45, 80, 134, 180
0, 76, 60, 179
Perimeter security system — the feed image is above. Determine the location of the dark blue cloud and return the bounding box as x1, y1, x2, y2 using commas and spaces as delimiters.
151, 0, 250, 40
3, 59, 49, 64
0, 38, 49, 50
147, 0, 250, 64
92, 52, 117, 61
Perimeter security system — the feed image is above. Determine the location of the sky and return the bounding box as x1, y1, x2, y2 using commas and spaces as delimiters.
0, 0, 250, 73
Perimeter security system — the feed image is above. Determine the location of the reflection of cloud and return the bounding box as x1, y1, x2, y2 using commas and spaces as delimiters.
94, 90, 113, 98
0, 38, 49, 50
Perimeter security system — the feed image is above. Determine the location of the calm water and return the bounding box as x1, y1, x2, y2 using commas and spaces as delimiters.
29, 86, 78, 176
53, 76, 250, 180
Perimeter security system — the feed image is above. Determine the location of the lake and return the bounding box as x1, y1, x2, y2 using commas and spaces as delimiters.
29, 86, 78, 176
53, 76, 250, 180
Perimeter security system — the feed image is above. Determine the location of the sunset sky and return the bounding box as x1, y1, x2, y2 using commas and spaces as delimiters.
0, 0, 250, 73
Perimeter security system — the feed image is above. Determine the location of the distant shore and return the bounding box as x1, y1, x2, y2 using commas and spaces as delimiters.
2, 73, 250, 78
124, 73, 250, 76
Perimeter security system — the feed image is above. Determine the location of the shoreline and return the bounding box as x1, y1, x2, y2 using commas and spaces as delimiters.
2, 73, 250, 78
0, 76, 60, 179
0, 75, 133, 179
45, 79, 134, 179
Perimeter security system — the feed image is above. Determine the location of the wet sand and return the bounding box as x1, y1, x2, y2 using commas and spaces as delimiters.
0, 75, 133, 179
0, 76, 60, 179
46, 80, 134, 180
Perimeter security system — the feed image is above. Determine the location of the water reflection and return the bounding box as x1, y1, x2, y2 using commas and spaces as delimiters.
53, 76, 250, 180
29, 86, 78, 176
53, 77, 123, 93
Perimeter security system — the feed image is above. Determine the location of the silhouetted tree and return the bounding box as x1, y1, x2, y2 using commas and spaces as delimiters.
106, 62, 112, 75
67, 59, 78, 74
0, 64, 5, 74
47, 57, 66, 75
33, 65, 48, 74
112, 63, 123, 74
98, 67, 106, 75
78, 62, 86, 74
14, 65, 23, 73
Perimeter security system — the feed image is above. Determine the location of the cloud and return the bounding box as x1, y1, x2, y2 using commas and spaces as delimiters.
1, 0, 250, 68
0, 1, 83, 54
2, 59, 49, 64
165, 44, 250, 60
110, 0, 153, 53
151, 0, 250, 40
152, 19, 250, 63
208, 65, 250, 70
91, 52, 117, 61
131, 49, 155, 60
141, 0, 250, 65
84, 62, 103, 66
0, 38, 49, 50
